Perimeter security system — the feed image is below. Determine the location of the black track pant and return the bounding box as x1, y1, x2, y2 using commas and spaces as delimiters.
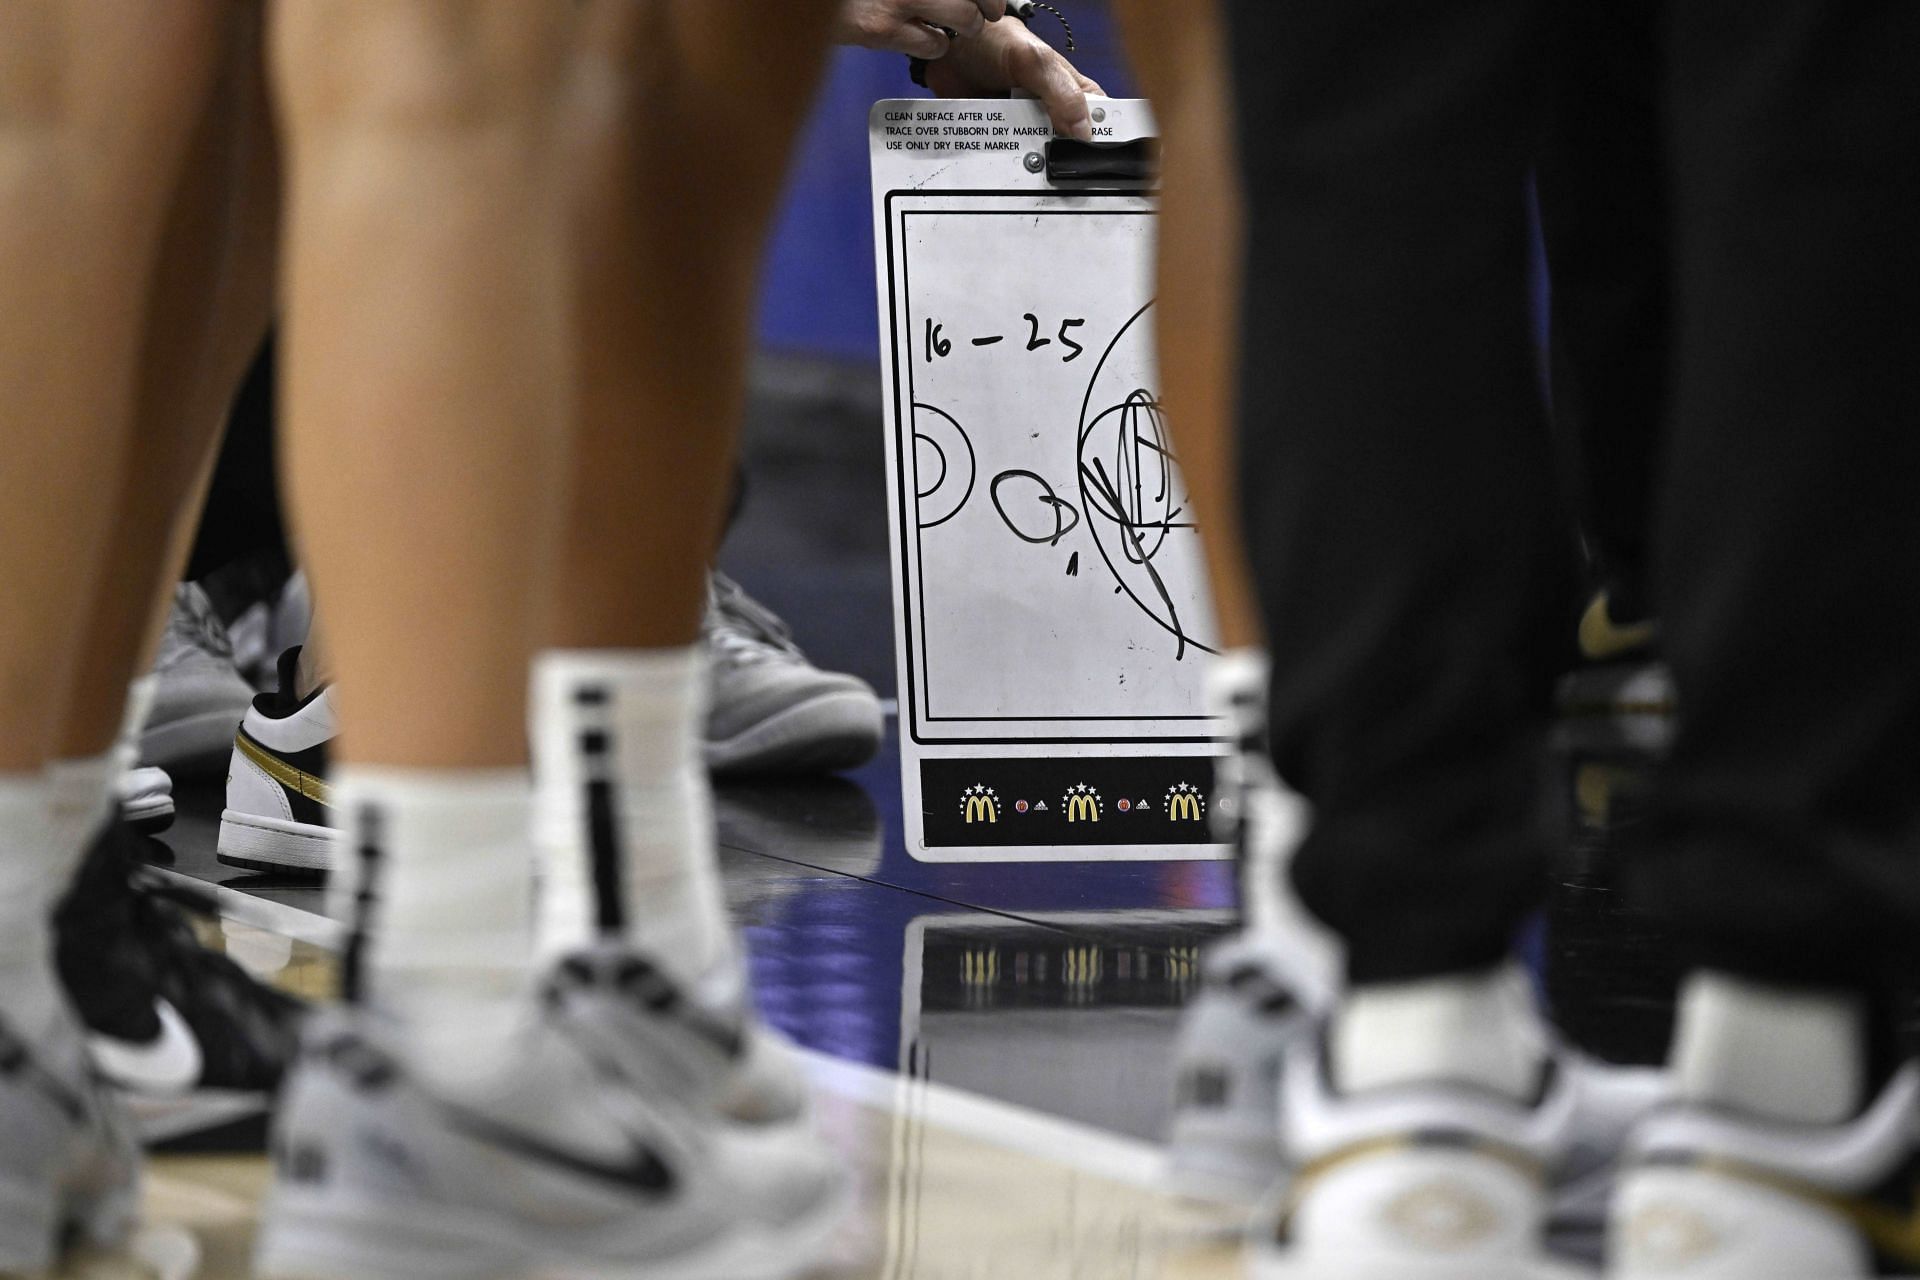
1228, 0, 1920, 989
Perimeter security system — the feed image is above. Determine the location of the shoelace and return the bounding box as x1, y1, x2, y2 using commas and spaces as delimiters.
706, 574, 805, 669
164, 583, 236, 660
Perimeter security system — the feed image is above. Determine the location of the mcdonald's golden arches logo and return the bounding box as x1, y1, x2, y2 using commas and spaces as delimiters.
1166, 781, 1206, 823
1063, 783, 1102, 824
961, 783, 999, 824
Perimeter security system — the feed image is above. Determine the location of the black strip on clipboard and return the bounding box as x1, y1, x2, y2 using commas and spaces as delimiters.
1044, 137, 1160, 185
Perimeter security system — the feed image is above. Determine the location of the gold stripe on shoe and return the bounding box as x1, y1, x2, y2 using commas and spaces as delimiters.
1577, 591, 1658, 662
234, 730, 332, 807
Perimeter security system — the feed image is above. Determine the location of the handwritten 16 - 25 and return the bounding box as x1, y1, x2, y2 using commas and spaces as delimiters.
925, 313, 1087, 364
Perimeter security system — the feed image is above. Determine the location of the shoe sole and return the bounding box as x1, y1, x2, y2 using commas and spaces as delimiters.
706, 690, 883, 778
141, 707, 249, 772
122, 797, 176, 835
257, 1169, 853, 1280
217, 810, 333, 876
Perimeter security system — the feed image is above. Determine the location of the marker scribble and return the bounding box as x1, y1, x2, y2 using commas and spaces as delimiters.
1075, 300, 1217, 659
990, 469, 1081, 546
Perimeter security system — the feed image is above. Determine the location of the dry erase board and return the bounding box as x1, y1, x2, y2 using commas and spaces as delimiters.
871, 98, 1229, 862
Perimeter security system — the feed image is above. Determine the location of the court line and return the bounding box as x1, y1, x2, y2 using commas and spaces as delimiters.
153, 868, 344, 949
796, 1044, 1171, 1191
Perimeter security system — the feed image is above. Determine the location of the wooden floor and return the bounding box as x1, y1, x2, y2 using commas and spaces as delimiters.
42, 926, 1250, 1280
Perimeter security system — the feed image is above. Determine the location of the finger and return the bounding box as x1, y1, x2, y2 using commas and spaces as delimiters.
973, 0, 1009, 20
893, 19, 951, 58
1077, 75, 1105, 98
1011, 43, 1093, 140
917, 0, 988, 37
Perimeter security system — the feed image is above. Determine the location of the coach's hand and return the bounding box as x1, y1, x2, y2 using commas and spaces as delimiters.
922, 16, 1102, 142
834, 0, 1008, 59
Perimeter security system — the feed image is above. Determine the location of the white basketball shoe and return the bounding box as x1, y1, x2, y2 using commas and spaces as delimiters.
703, 573, 883, 777
1169, 928, 1331, 1199
0, 1009, 140, 1274
217, 646, 336, 876
115, 765, 175, 835
1609, 1063, 1920, 1279
1247, 1028, 1603, 1280
257, 973, 847, 1280
1175, 944, 1663, 1252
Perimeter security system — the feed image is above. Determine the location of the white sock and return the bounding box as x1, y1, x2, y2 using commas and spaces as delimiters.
331, 766, 536, 1092
44, 675, 155, 860
1673, 970, 1866, 1124
44, 752, 113, 866
530, 647, 732, 988
1206, 649, 1338, 979
116, 675, 157, 779
1332, 964, 1543, 1100
1206, 648, 1269, 751
0, 772, 68, 1038
1207, 650, 1284, 922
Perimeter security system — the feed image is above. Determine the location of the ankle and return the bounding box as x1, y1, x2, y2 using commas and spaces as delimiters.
528, 648, 731, 984
332, 765, 536, 1022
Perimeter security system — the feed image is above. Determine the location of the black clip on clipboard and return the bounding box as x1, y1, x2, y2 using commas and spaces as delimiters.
1043, 136, 1161, 185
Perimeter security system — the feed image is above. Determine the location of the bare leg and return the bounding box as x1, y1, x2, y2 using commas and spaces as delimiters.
0, 1, 231, 772
530, 1, 840, 980
1110, 0, 1259, 653
1111, 0, 1323, 945
269, 0, 576, 1078
56, 10, 279, 765
256, 11, 853, 1268
271, 0, 574, 770
551, 0, 844, 650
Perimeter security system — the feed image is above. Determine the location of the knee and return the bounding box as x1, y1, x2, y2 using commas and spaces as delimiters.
271, 2, 572, 143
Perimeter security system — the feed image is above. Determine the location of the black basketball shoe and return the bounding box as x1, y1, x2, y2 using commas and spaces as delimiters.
53, 817, 306, 1098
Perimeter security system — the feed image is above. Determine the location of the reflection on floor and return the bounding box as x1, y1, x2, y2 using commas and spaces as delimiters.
77, 712, 1690, 1278
74, 1052, 1251, 1280
71, 919, 1250, 1280
148, 729, 1246, 1141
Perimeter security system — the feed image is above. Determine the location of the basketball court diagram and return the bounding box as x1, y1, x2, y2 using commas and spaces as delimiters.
871, 99, 1229, 860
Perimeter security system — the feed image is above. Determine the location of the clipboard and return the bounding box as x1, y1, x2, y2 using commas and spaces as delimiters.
870, 97, 1229, 862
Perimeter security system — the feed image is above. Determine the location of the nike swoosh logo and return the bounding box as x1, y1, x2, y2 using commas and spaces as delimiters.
439, 1103, 677, 1196
89, 997, 204, 1094
1578, 592, 1658, 661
